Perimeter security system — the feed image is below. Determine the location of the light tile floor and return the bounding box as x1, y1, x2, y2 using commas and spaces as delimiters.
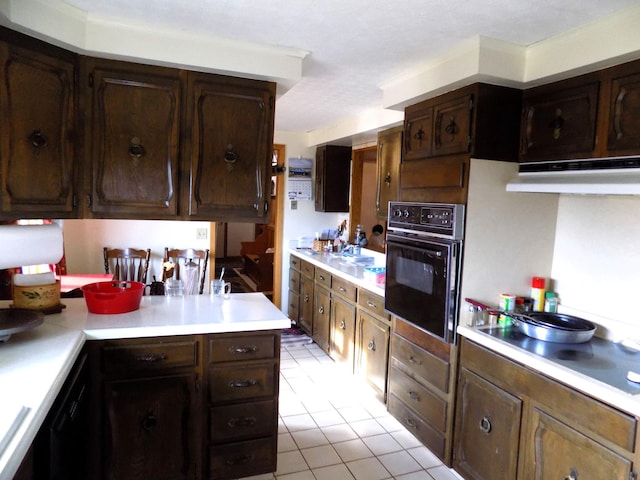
238, 339, 463, 480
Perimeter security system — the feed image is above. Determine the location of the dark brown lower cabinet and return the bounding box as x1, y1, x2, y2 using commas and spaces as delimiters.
103, 374, 198, 480
454, 338, 639, 480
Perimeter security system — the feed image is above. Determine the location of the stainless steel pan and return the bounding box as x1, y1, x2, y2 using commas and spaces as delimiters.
508, 312, 596, 343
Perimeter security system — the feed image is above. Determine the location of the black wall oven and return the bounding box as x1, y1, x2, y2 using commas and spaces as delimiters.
385, 202, 464, 343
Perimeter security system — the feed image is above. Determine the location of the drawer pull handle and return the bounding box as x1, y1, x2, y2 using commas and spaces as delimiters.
408, 356, 422, 365
339, 287, 346, 292
136, 353, 167, 363
367, 301, 377, 308
563, 467, 579, 480
229, 379, 258, 388
227, 416, 257, 428
319, 306, 324, 314
479, 416, 492, 434
405, 418, 417, 429
319, 275, 325, 281
408, 390, 419, 401
229, 346, 258, 354
226, 454, 254, 466
304, 294, 310, 302
368, 340, 376, 351
141, 413, 157, 432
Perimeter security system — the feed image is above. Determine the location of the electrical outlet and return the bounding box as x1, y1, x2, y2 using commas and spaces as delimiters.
196, 228, 208, 240
291, 200, 298, 210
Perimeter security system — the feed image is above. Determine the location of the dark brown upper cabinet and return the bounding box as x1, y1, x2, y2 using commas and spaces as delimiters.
520, 78, 600, 162
184, 72, 276, 222
315, 145, 352, 212
404, 103, 434, 160
376, 126, 402, 220
607, 67, 640, 155
0, 35, 77, 219
83, 58, 182, 218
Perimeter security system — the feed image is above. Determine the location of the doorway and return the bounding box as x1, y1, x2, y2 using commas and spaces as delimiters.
349, 146, 378, 243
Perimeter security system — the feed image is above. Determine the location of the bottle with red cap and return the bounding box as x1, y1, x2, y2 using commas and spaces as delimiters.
531, 277, 546, 311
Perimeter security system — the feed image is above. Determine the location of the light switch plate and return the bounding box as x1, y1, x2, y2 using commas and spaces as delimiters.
291, 200, 298, 210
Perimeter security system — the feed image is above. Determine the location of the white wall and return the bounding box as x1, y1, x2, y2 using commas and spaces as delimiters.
275, 131, 349, 313
551, 195, 640, 340
62, 219, 211, 283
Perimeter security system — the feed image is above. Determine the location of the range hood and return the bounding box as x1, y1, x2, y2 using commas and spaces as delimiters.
506, 157, 640, 195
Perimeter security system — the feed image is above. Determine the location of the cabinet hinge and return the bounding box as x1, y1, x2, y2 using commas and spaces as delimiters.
629, 471, 637, 480
72, 194, 77, 208
195, 375, 200, 392
270, 96, 275, 109
88, 73, 93, 88
469, 98, 474, 111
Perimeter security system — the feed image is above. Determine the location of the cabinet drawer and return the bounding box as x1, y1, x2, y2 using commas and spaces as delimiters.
389, 365, 447, 431
209, 363, 277, 403
209, 333, 278, 363
314, 268, 331, 288
301, 260, 314, 278
209, 399, 276, 443
209, 437, 276, 480
290, 255, 302, 271
388, 393, 445, 459
102, 338, 198, 376
331, 276, 357, 302
391, 333, 450, 393
289, 269, 301, 293
358, 290, 388, 320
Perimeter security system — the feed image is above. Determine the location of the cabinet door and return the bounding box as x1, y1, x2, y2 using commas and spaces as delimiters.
522, 408, 632, 480
607, 71, 640, 154
404, 104, 433, 160
299, 276, 314, 336
520, 81, 599, 162
186, 73, 275, 221
453, 368, 521, 480
376, 126, 402, 220
103, 373, 198, 480
313, 285, 331, 353
355, 310, 389, 398
330, 294, 356, 369
0, 43, 76, 217
433, 94, 472, 157
87, 60, 181, 217
314, 145, 351, 212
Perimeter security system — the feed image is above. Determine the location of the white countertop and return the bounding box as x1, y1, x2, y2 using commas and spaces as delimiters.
458, 324, 640, 418
290, 248, 386, 297
0, 292, 290, 479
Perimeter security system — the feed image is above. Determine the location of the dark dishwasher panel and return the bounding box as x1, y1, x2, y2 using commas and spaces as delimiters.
35, 348, 89, 480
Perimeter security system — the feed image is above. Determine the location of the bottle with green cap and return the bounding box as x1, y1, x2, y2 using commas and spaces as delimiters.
544, 292, 558, 313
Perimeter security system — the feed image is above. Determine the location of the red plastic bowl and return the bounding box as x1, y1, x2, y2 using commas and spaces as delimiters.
81, 281, 145, 314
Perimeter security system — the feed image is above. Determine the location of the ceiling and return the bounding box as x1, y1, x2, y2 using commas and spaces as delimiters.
25, 1, 640, 136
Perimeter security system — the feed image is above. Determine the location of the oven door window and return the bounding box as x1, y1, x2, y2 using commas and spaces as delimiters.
385, 235, 454, 340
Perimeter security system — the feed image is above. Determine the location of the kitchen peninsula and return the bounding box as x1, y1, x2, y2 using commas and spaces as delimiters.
0, 293, 290, 480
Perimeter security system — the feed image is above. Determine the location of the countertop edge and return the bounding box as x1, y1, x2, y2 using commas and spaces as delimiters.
457, 325, 640, 418
289, 249, 386, 297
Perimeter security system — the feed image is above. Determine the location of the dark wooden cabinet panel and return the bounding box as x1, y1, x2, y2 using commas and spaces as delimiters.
313, 284, 331, 353
315, 145, 351, 212
299, 275, 314, 336
330, 293, 356, 368
433, 95, 472, 157
0, 42, 76, 218
103, 373, 198, 480
376, 126, 402, 220
404, 104, 434, 160
522, 407, 632, 480
208, 437, 276, 480
355, 310, 389, 400
186, 73, 275, 221
85, 59, 182, 217
607, 70, 640, 154
520, 80, 599, 162
453, 368, 521, 480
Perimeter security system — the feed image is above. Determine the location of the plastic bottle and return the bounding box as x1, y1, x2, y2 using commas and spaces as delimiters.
531, 277, 546, 311
544, 292, 558, 313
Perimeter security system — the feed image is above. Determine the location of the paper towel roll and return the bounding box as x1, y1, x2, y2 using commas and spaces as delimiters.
0, 224, 63, 269
13, 272, 57, 286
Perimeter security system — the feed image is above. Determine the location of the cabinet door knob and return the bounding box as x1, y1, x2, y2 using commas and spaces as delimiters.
28, 130, 48, 149
367, 339, 376, 351
479, 416, 492, 434
141, 413, 157, 432
339, 320, 345, 330
128, 137, 146, 158
319, 306, 324, 314
563, 467, 579, 480
224, 144, 238, 171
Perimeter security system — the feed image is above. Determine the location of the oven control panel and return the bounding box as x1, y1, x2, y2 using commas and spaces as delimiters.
388, 202, 465, 239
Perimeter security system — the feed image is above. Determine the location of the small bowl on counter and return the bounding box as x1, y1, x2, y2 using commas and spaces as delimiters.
81, 281, 145, 314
